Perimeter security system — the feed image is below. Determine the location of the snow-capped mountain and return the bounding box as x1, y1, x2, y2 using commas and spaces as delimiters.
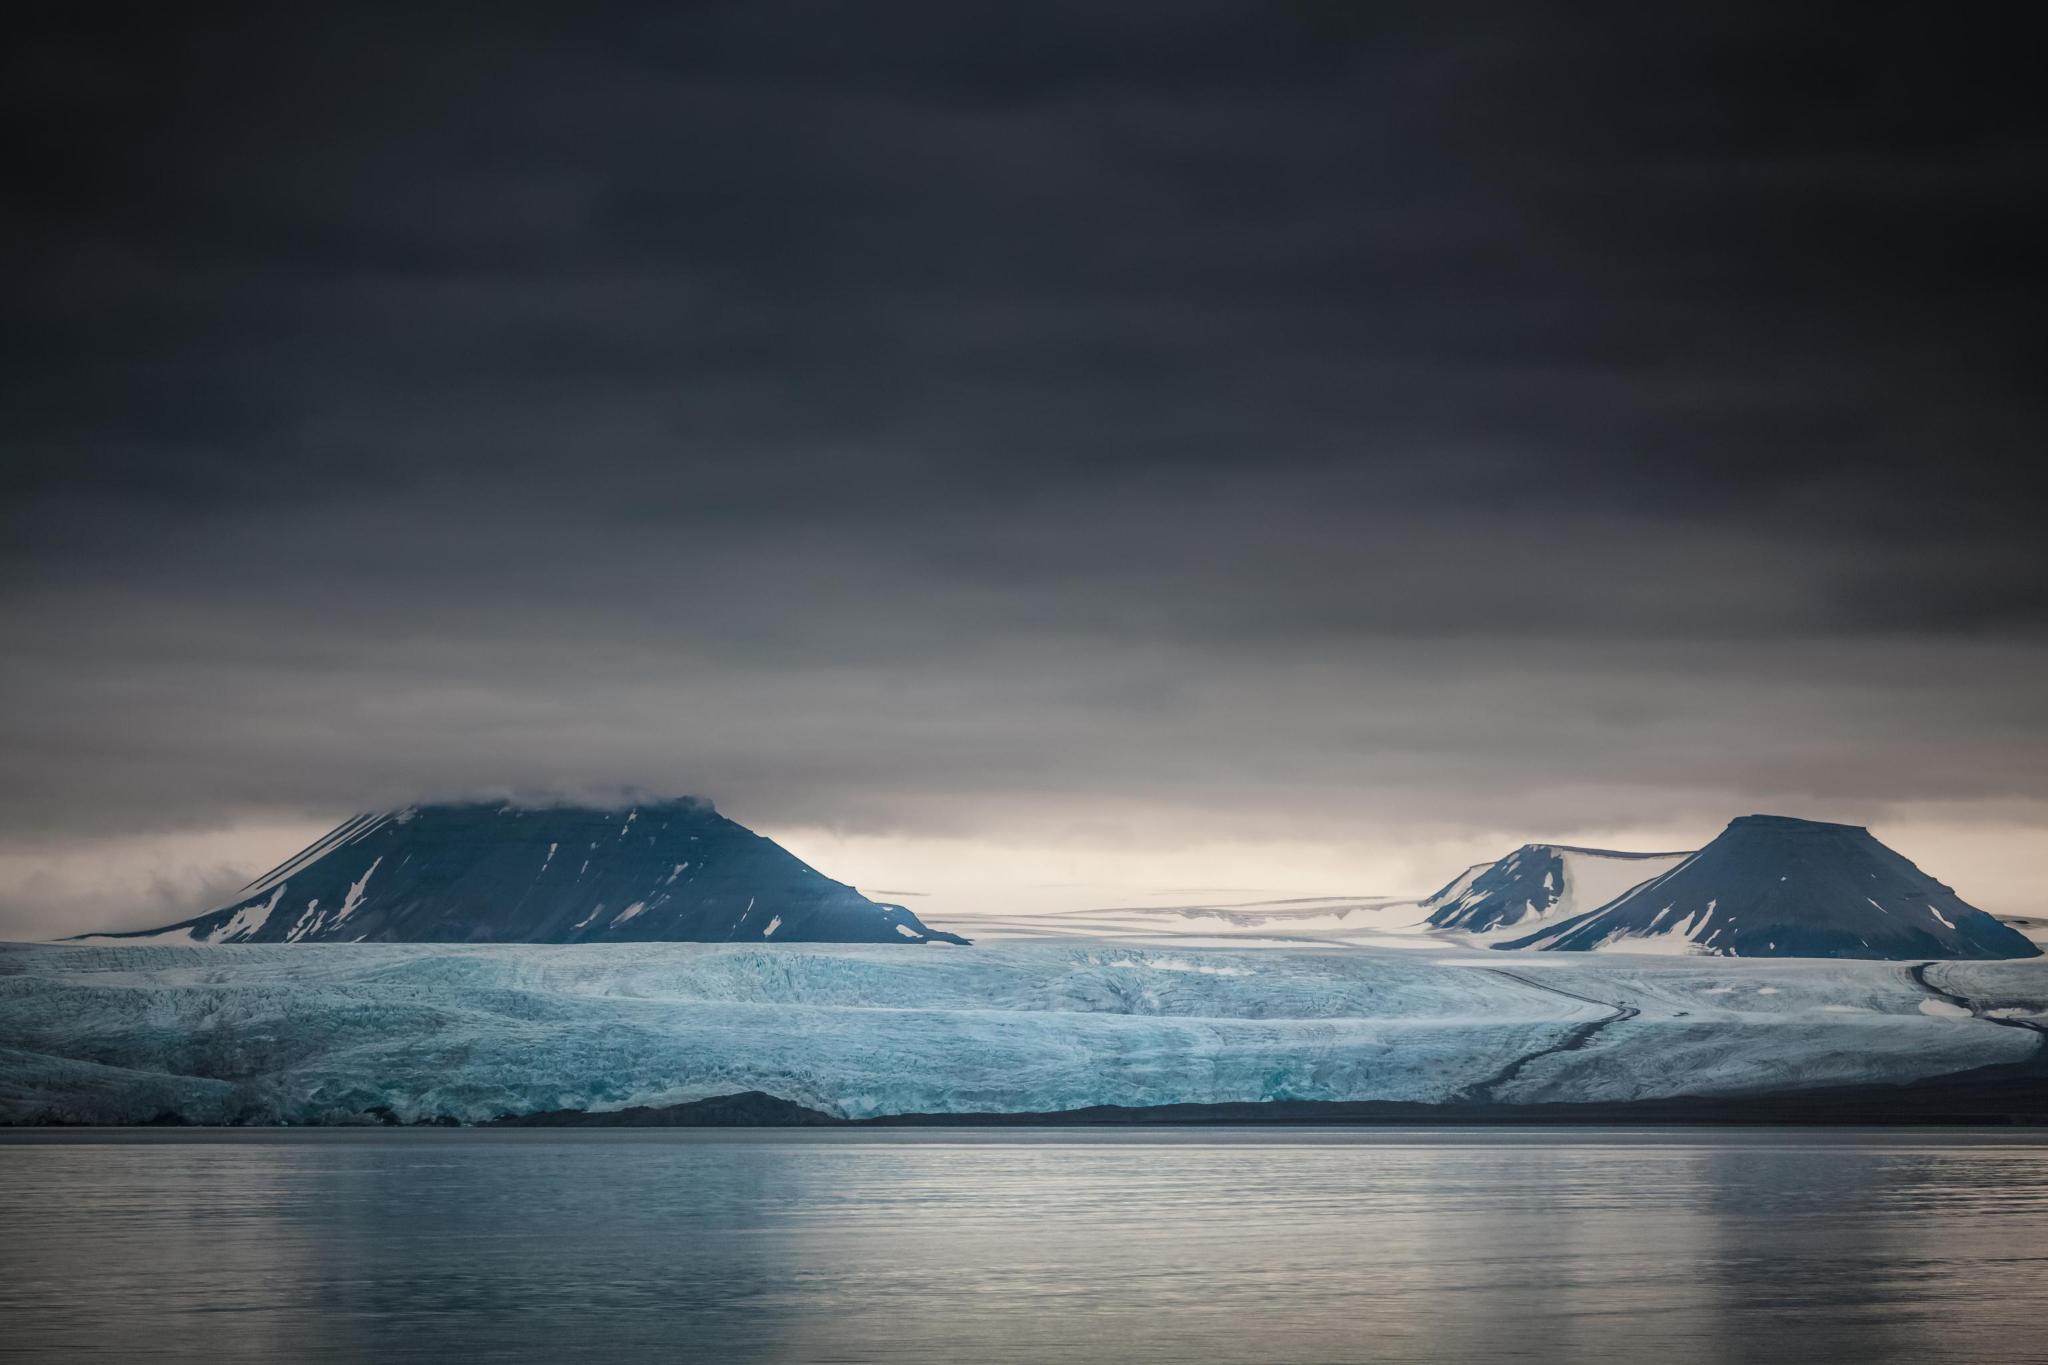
76, 799, 969, 945
1423, 844, 1691, 934
1498, 814, 2039, 959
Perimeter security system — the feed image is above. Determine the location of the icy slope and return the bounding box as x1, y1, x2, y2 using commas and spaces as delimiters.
1501, 815, 2040, 959
0, 941, 2036, 1125
76, 800, 966, 946
958, 897, 1435, 946
1423, 845, 1690, 934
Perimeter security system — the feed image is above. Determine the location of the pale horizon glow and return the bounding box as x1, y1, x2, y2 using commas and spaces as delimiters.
5, 804, 2040, 942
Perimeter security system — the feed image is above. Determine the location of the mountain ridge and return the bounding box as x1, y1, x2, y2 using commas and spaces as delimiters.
1424, 842, 1692, 934
75, 799, 969, 946
1499, 814, 2037, 959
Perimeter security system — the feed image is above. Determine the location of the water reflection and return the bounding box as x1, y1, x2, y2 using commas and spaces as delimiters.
1, 1130, 2045, 1363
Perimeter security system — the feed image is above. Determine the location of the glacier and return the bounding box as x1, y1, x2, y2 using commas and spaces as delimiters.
2, 939, 2042, 1125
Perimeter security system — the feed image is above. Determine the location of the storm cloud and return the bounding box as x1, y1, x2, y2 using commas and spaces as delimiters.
3, 3, 2045, 933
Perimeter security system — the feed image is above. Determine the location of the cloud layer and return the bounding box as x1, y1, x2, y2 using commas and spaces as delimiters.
3, 4, 2044, 932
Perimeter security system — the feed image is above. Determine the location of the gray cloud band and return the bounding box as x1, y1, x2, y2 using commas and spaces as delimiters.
1, 3, 2042, 867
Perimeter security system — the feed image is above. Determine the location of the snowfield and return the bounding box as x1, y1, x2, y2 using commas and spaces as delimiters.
2, 939, 2041, 1125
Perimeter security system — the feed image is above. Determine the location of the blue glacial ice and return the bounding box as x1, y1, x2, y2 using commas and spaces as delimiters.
0, 940, 2040, 1124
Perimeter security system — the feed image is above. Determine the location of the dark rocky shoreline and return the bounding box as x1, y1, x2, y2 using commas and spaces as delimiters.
15, 1073, 2046, 1130
480, 1062, 2048, 1129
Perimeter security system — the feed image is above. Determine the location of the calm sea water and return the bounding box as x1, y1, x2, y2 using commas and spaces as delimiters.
2, 1128, 2046, 1363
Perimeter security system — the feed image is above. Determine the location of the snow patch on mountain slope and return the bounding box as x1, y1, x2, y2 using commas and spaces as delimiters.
1585, 913, 1717, 956
332, 857, 384, 925
1558, 850, 1691, 921
211, 884, 287, 943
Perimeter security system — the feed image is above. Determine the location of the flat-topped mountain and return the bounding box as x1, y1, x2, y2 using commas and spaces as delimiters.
1499, 814, 2038, 959
79, 799, 969, 946
1424, 843, 1691, 934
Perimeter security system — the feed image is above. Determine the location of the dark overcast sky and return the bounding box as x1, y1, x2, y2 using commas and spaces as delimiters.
3, 3, 2045, 925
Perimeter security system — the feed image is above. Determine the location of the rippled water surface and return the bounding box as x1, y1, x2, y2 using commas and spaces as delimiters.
3, 1128, 2046, 1363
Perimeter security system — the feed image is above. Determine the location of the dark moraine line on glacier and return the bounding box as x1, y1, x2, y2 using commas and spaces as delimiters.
1448, 970, 1641, 1106
485, 974, 2048, 1127
1910, 963, 2048, 1057
482, 1073, 2048, 1126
